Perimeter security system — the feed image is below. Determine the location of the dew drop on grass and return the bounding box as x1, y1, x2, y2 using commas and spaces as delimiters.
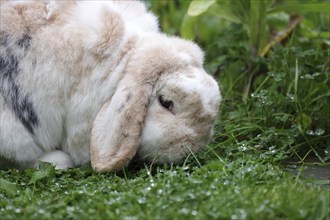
251, 90, 273, 106
6, 205, 13, 211
245, 167, 253, 173
231, 209, 247, 220
287, 93, 295, 102
256, 204, 266, 213
157, 189, 163, 195
174, 197, 184, 202
124, 216, 137, 220
315, 128, 325, 136
238, 144, 248, 152
138, 197, 146, 204
188, 193, 196, 199
179, 208, 189, 215
191, 210, 198, 216
67, 206, 75, 212
268, 71, 285, 82
107, 198, 117, 205
269, 146, 275, 150
171, 170, 178, 176
306, 128, 325, 136
268, 146, 277, 154
300, 74, 314, 79
299, 209, 307, 217
223, 180, 230, 186
115, 208, 120, 215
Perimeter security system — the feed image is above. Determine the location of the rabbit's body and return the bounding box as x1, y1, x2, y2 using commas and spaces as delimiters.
0, 1, 221, 171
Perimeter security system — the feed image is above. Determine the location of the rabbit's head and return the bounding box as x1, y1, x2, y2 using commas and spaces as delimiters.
91, 34, 221, 172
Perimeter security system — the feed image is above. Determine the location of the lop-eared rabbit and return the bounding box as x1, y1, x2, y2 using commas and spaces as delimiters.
0, 1, 221, 172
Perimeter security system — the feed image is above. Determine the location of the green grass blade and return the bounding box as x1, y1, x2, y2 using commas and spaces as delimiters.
187, 0, 216, 16
180, 15, 197, 40
0, 178, 18, 196
268, 3, 330, 14
249, 0, 269, 56
209, 3, 241, 24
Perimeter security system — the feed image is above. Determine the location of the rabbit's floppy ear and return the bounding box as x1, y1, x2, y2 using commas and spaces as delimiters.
90, 47, 178, 172
90, 79, 152, 172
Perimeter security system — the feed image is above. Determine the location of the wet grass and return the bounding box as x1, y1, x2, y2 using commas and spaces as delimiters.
0, 156, 329, 220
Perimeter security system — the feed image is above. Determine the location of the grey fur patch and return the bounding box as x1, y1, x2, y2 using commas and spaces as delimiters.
126, 92, 132, 102
17, 34, 32, 50
0, 34, 39, 134
0, 32, 9, 46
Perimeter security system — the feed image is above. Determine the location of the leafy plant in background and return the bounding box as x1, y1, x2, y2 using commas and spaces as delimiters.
183, 0, 330, 53
147, 0, 192, 35
148, 0, 330, 164
183, 0, 329, 98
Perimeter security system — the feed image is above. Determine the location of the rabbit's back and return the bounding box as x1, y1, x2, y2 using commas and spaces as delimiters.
0, 1, 152, 166
0, 2, 68, 166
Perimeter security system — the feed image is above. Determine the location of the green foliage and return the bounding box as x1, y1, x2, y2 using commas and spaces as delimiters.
28, 162, 56, 185
148, 0, 192, 35
0, 159, 329, 219
183, 0, 329, 57
0, 179, 18, 197
216, 44, 330, 163
268, 1, 330, 14
149, 0, 329, 163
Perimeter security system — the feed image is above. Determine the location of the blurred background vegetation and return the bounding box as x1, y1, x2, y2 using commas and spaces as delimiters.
147, 0, 330, 165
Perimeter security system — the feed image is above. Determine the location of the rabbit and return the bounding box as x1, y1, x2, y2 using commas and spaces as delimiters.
0, 0, 221, 172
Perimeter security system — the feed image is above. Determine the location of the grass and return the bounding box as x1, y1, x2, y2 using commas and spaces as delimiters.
1, 0, 330, 219
0, 157, 329, 220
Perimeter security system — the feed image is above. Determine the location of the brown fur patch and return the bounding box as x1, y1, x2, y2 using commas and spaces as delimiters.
91, 8, 125, 57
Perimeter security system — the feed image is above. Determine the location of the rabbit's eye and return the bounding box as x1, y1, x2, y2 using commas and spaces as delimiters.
159, 95, 174, 112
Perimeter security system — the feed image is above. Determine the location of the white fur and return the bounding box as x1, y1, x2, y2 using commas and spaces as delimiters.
0, 1, 221, 171
36, 150, 73, 169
